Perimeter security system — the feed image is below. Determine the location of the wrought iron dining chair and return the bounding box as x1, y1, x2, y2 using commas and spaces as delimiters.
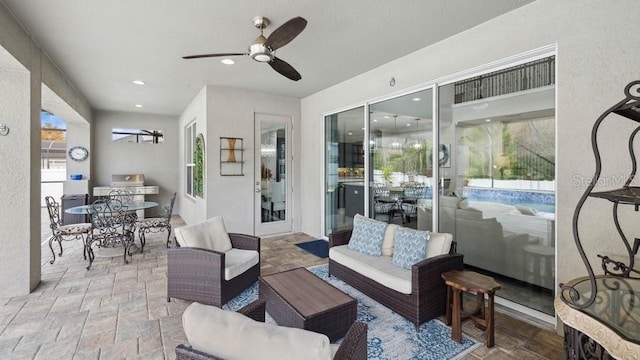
137, 192, 176, 249
44, 196, 91, 264
86, 198, 136, 269
402, 183, 427, 223
108, 188, 134, 204
372, 182, 395, 221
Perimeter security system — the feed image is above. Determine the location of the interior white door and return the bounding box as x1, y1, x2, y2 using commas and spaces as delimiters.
254, 113, 292, 236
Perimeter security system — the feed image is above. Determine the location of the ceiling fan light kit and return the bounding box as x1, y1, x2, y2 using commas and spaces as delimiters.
183, 15, 307, 81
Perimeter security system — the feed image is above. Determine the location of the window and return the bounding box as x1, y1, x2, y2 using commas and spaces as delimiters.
185, 121, 197, 197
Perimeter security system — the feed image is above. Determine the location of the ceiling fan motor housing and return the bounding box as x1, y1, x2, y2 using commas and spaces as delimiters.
249, 34, 273, 62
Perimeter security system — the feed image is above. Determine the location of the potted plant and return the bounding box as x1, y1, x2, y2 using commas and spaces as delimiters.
381, 165, 394, 188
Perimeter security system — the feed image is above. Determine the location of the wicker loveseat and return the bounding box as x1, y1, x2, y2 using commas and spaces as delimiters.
329, 218, 463, 329
176, 300, 368, 360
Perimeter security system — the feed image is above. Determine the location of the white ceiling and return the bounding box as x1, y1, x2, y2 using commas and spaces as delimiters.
1, 0, 534, 116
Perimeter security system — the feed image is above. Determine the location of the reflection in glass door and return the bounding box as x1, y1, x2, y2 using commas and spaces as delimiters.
255, 113, 291, 236
369, 88, 434, 229
324, 107, 365, 237
438, 56, 556, 317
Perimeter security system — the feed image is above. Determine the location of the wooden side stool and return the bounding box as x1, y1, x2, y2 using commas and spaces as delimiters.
441, 270, 501, 347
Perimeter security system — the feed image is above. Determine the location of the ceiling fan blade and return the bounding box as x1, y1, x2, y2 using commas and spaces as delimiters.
264, 17, 307, 51
269, 57, 301, 81
182, 53, 247, 59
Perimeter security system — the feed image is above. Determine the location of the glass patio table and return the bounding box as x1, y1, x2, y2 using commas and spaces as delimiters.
65, 201, 158, 266
65, 201, 158, 214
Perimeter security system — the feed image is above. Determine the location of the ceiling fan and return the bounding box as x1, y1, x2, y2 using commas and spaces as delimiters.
183, 16, 307, 81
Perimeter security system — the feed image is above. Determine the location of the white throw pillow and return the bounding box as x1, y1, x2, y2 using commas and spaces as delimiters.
381, 224, 399, 256
425, 232, 453, 258
174, 216, 232, 252
183, 302, 332, 360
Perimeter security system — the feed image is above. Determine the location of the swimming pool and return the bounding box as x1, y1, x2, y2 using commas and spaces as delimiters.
463, 187, 555, 213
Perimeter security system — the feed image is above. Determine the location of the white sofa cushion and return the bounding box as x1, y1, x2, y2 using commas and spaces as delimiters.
183, 302, 332, 360
381, 224, 399, 256
224, 248, 259, 281
330, 245, 412, 294
426, 232, 453, 258
174, 216, 232, 253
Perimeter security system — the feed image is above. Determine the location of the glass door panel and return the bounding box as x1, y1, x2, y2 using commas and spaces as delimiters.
369, 88, 434, 229
437, 56, 556, 315
255, 113, 291, 236
324, 107, 365, 237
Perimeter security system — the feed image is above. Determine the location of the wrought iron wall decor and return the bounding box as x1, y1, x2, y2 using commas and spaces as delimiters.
561, 80, 640, 310
220, 137, 245, 176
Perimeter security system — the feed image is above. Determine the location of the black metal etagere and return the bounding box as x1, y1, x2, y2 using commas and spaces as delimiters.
561, 80, 640, 311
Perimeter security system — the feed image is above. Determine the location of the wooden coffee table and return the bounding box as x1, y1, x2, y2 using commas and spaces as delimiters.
259, 267, 357, 341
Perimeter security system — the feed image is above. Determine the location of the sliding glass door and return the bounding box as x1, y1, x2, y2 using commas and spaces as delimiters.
322, 53, 556, 321
369, 88, 434, 229
438, 56, 556, 316
324, 107, 365, 236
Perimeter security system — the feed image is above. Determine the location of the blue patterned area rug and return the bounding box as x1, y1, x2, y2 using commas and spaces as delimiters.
225, 265, 480, 360
295, 239, 329, 258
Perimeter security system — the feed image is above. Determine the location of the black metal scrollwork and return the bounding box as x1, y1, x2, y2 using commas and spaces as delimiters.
561, 80, 640, 309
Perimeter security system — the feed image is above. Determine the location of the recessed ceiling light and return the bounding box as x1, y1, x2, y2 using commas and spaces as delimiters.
485, 118, 492, 122
134, 104, 143, 108
221, 59, 235, 65
348, 132, 353, 136
412, 97, 421, 101
383, 116, 390, 119
406, 123, 411, 127
373, 119, 378, 122
131, 80, 146, 85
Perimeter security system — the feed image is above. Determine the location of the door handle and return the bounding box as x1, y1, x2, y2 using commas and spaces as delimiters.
256, 189, 260, 193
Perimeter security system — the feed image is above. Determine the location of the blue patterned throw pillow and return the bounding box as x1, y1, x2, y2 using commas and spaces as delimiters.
392, 227, 430, 269
348, 214, 387, 257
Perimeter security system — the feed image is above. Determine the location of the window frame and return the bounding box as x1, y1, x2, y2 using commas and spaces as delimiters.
185, 120, 197, 198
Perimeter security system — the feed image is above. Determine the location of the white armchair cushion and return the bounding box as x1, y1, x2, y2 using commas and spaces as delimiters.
224, 248, 259, 281
174, 216, 232, 252
183, 302, 332, 360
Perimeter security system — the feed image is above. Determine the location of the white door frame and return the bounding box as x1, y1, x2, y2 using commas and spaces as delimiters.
254, 112, 293, 236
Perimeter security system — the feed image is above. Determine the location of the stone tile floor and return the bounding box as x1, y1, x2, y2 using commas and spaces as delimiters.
1, 214, 563, 359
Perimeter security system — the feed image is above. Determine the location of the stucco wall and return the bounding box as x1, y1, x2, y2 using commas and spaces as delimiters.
178, 85, 301, 235
178, 87, 207, 225
300, 0, 640, 311
92, 110, 179, 215
0, 2, 91, 296
0, 65, 35, 296
206, 85, 301, 235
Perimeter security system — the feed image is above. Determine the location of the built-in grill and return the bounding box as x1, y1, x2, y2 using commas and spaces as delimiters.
93, 174, 159, 218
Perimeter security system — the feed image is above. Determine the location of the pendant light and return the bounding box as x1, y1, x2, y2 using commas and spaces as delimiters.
391, 115, 400, 148
413, 118, 422, 149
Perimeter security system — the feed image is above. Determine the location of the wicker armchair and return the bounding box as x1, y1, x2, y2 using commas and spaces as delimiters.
167, 219, 260, 307
329, 228, 463, 329
176, 301, 368, 360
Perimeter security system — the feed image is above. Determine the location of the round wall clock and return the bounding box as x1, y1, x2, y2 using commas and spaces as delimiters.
68, 146, 89, 161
